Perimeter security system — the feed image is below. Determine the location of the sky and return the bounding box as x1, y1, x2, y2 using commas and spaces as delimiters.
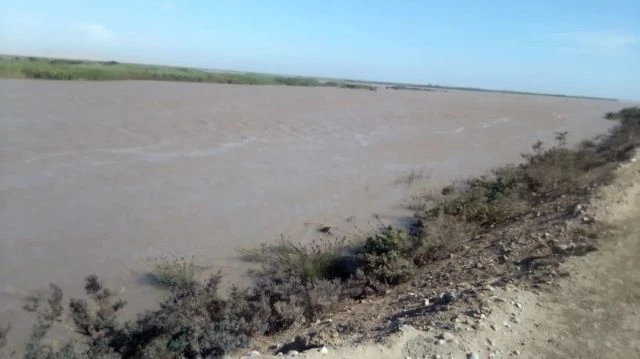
1, 0, 639, 99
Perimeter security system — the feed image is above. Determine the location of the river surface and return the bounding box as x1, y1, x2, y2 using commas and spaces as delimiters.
0, 79, 628, 342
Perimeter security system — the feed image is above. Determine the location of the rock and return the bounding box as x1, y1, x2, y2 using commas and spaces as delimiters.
432, 355, 442, 359
287, 350, 299, 356
439, 332, 456, 342
573, 204, 584, 215
553, 242, 598, 256
631, 157, 637, 163
319, 346, 329, 354
319, 225, 332, 233
490, 324, 497, 331
435, 291, 456, 304
515, 302, 523, 309
487, 338, 495, 346
424, 298, 430, 306
399, 324, 414, 332
514, 350, 521, 355
467, 352, 481, 359
437, 339, 446, 345
248, 350, 262, 357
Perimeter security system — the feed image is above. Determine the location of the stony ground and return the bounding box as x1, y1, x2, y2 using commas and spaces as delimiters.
231, 154, 639, 359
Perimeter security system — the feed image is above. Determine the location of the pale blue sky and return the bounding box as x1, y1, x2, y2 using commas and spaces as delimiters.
1, 1, 639, 99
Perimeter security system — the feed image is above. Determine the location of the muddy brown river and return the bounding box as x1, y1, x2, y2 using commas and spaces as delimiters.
0, 79, 628, 341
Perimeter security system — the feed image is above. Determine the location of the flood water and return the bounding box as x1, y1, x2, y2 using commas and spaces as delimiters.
0, 79, 628, 340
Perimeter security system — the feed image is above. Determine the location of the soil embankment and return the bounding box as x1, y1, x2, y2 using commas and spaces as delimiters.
301, 151, 640, 359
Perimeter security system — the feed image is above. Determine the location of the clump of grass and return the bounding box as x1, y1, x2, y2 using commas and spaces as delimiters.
150, 256, 197, 291
243, 236, 352, 282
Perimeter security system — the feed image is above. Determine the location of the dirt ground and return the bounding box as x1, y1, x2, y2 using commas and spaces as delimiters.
243, 154, 640, 359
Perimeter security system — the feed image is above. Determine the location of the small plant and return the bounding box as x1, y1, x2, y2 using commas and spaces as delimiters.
150, 256, 197, 291
242, 236, 353, 282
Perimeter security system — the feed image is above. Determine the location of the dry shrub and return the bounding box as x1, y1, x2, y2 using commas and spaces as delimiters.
412, 211, 478, 265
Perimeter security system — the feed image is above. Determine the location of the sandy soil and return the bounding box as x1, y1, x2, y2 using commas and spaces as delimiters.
273, 154, 640, 359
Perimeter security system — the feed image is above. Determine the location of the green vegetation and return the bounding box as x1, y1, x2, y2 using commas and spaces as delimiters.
361, 79, 617, 100
322, 81, 377, 91
1, 55, 619, 99
386, 85, 438, 92
0, 56, 376, 91
7, 107, 639, 357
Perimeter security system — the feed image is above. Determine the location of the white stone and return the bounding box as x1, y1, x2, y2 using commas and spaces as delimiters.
441, 332, 456, 342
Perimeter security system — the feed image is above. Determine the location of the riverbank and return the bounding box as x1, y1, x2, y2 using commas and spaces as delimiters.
0, 56, 621, 100
0, 55, 376, 90
2, 107, 637, 358
304, 136, 640, 359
